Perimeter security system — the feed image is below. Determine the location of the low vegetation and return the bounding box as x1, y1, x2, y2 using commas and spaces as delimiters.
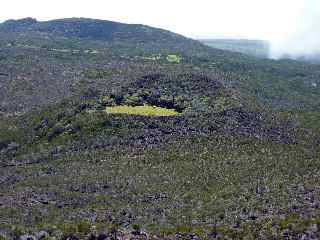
0, 17, 319, 239
106, 105, 179, 116
166, 54, 181, 63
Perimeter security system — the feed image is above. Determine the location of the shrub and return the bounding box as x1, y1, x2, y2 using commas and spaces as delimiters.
136, 90, 151, 100
174, 96, 186, 112
77, 221, 91, 235
132, 224, 141, 235
84, 69, 112, 79
47, 124, 64, 141
0, 139, 10, 151
213, 97, 242, 113
61, 224, 77, 240
110, 94, 124, 105
99, 96, 116, 107
11, 226, 24, 239
158, 96, 175, 109
65, 123, 81, 134
82, 87, 100, 99
123, 94, 143, 106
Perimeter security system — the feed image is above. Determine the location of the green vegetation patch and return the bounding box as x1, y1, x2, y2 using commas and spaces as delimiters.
143, 53, 161, 61
166, 54, 181, 63
84, 68, 114, 79
106, 104, 179, 116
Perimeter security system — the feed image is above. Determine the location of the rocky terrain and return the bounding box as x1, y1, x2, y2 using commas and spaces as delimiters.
0, 18, 320, 239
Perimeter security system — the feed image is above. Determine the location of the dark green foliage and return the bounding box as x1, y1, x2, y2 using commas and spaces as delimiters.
76, 221, 91, 235
84, 69, 113, 79
10, 226, 24, 239
47, 125, 64, 141
104, 90, 187, 113
0, 139, 11, 151
123, 94, 144, 107
132, 224, 141, 233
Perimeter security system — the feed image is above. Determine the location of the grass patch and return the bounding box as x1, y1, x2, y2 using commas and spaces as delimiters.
166, 54, 181, 63
106, 104, 179, 116
143, 54, 161, 61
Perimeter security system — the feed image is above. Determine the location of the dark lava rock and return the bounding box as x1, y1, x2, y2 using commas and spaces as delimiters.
19, 235, 36, 240
175, 232, 198, 240
248, 214, 258, 221
207, 231, 218, 238
232, 222, 241, 229
300, 233, 311, 240
0, 140, 10, 150
97, 233, 108, 240
87, 234, 97, 240
0, 140, 19, 152
131, 230, 141, 236
65, 234, 79, 240
36, 230, 49, 240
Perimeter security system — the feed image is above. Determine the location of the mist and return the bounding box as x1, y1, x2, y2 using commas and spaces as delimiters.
269, 0, 320, 59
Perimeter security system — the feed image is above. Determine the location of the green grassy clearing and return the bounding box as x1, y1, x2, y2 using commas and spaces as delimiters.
106, 105, 179, 116
166, 54, 181, 63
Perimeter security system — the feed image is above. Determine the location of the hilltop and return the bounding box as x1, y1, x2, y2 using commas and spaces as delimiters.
0, 17, 204, 52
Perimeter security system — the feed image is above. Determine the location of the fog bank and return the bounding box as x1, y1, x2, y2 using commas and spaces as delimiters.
269, 0, 320, 59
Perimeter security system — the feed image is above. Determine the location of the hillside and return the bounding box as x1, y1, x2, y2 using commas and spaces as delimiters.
0, 18, 320, 239
1, 19, 320, 114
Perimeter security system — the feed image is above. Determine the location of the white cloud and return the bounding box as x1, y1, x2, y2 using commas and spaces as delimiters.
270, 0, 320, 58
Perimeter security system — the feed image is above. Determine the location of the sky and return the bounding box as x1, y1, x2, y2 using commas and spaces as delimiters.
0, 0, 305, 40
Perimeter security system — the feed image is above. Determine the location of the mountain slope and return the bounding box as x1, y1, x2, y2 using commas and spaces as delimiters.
1, 18, 320, 114
0, 18, 320, 239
